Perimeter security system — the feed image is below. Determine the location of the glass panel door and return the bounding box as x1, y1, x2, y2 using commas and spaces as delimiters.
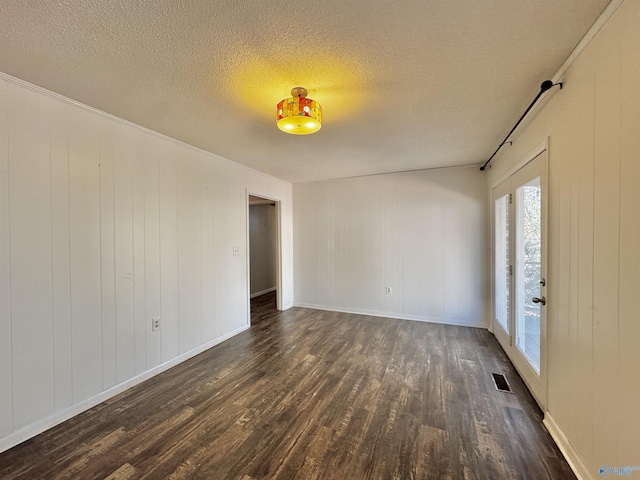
515, 177, 542, 373
491, 149, 547, 409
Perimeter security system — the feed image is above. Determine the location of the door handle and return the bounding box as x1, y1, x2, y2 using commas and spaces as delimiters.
532, 296, 546, 305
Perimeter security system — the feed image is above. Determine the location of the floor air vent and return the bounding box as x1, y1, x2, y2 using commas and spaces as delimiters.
492, 373, 512, 393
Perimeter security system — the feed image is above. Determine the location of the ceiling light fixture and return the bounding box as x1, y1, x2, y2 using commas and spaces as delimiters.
276, 87, 322, 135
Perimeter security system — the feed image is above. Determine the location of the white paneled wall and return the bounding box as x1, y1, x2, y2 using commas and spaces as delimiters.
0, 74, 293, 452
487, 1, 640, 477
294, 167, 488, 327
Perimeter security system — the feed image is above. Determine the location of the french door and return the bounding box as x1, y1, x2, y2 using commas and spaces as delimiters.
492, 150, 547, 408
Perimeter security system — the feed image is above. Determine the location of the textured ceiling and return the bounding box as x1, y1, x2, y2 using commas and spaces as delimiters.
0, 0, 610, 183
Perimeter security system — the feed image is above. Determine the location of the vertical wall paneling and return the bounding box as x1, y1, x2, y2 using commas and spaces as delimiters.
177, 157, 196, 352
200, 159, 215, 343
0, 81, 13, 436
68, 111, 103, 403
113, 130, 135, 383
0, 73, 293, 452
343, 191, 352, 307
293, 184, 316, 307
193, 159, 203, 346
400, 192, 415, 315
411, 189, 423, 315
353, 189, 368, 310
132, 141, 147, 375
313, 192, 322, 306
418, 186, 430, 317
572, 55, 596, 461
328, 189, 337, 306
144, 149, 161, 369
428, 189, 444, 320
315, 192, 329, 305
235, 170, 249, 330
374, 193, 384, 313
212, 165, 227, 338
294, 167, 487, 327
550, 99, 574, 428
381, 187, 394, 313
442, 195, 459, 321
342, 191, 351, 305
364, 190, 377, 312
617, 4, 640, 463
591, 24, 621, 468
346, 191, 354, 306
566, 70, 582, 443
159, 148, 179, 360
457, 192, 475, 323
331, 187, 342, 307
99, 127, 117, 391
50, 104, 73, 411
9, 88, 55, 429
214, 168, 248, 335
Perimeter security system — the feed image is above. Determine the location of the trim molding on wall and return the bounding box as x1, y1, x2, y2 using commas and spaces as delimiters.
250, 287, 277, 299
294, 303, 489, 329
551, 0, 624, 85
0, 324, 250, 454
543, 413, 591, 480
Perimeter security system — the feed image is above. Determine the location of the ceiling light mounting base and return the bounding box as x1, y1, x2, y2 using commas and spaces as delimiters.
290, 87, 308, 98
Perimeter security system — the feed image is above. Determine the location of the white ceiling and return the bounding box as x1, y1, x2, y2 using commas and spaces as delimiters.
0, 0, 610, 183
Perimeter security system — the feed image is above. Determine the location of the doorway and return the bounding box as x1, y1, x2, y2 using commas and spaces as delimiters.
247, 194, 281, 320
491, 148, 548, 408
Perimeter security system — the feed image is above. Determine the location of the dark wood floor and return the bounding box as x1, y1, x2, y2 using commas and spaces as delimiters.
0, 293, 575, 479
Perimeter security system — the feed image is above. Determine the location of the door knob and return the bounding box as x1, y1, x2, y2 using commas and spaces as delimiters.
532, 296, 546, 305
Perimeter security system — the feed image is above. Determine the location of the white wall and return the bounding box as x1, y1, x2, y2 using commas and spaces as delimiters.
0, 73, 293, 452
486, 1, 640, 477
249, 204, 277, 296
294, 166, 488, 327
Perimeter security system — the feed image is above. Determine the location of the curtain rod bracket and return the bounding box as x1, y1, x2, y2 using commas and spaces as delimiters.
480, 79, 562, 171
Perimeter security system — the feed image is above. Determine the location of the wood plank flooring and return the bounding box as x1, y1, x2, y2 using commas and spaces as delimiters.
0, 293, 575, 479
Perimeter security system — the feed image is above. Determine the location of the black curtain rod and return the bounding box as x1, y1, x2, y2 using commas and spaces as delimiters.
480, 80, 562, 171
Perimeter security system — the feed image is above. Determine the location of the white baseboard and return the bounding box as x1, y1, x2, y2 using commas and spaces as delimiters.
0, 323, 250, 454
250, 287, 276, 298
543, 412, 592, 480
292, 302, 488, 329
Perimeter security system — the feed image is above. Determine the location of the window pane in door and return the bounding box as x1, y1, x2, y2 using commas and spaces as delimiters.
515, 177, 541, 373
494, 195, 510, 333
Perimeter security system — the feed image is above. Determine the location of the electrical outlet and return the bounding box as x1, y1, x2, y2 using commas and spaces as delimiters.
152, 317, 160, 332
233, 246, 240, 256
386, 286, 392, 294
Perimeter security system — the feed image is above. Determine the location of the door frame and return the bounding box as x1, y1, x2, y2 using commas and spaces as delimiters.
246, 190, 283, 316
489, 139, 549, 409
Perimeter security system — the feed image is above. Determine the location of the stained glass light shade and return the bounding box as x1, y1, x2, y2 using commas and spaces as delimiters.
276, 87, 322, 135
